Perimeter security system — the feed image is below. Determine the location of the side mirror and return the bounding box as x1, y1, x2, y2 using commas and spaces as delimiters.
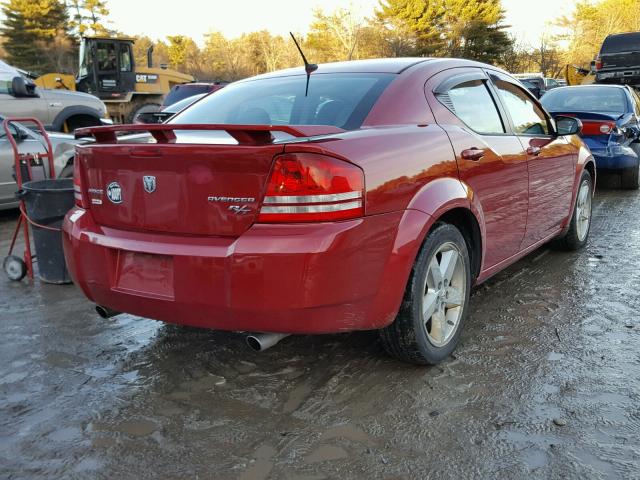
11, 76, 38, 98
555, 115, 582, 136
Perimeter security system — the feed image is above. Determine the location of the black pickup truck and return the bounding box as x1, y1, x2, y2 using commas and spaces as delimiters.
595, 32, 640, 86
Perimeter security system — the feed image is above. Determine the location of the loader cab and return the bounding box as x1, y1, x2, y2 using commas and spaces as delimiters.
76, 37, 136, 100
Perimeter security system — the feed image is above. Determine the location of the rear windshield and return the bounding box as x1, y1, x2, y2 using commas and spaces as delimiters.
163, 85, 213, 106
170, 73, 394, 130
601, 33, 640, 54
541, 87, 628, 114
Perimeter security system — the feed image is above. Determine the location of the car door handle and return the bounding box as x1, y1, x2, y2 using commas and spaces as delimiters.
461, 148, 484, 161
527, 146, 542, 156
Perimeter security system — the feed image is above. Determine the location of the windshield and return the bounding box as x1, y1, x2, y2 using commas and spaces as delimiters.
170, 73, 394, 130
541, 87, 628, 114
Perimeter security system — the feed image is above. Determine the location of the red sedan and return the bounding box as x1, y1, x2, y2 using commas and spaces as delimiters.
63, 58, 595, 365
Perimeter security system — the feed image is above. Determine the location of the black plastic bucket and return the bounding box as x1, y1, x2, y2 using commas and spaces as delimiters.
20, 179, 75, 284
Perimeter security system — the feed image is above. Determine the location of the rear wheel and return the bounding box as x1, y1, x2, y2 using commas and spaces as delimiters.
621, 143, 640, 190
556, 169, 593, 250
379, 223, 471, 365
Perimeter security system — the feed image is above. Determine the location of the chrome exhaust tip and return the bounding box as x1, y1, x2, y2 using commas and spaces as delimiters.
95, 305, 120, 319
246, 333, 289, 352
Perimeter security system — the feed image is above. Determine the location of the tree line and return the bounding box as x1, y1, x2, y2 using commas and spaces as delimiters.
1, 0, 639, 81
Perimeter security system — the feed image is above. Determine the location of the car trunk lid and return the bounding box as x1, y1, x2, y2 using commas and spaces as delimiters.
74, 124, 344, 237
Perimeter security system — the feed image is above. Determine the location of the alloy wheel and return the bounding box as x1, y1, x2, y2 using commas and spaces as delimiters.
576, 179, 592, 242
422, 242, 466, 347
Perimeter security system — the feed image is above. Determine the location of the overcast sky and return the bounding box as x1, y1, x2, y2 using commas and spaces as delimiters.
106, 0, 580, 47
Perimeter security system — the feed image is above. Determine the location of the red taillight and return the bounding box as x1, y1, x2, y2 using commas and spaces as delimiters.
595, 57, 602, 71
581, 121, 615, 136
258, 153, 364, 223
73, 157, 88, 208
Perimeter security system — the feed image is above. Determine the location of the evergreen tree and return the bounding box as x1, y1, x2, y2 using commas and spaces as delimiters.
1, 0, 71, 72
377, 0, 513, 63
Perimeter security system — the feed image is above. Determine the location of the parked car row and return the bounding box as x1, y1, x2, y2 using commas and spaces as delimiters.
4, 35, 639, 365
513, 73, 564, 98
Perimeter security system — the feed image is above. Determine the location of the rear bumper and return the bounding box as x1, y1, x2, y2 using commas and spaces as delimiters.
596, 69, 640, 85
63, 208, 428, 333
589, 145, 639, 170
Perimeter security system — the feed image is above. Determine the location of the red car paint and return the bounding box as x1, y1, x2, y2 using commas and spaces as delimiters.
63, 58, 595, 333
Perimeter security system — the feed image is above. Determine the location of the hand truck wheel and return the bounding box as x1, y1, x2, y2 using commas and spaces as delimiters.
3, 255, 27, 281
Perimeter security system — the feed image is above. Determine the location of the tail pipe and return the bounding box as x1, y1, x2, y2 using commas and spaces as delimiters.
246, 333, 289, 352
95, 305, 120, 319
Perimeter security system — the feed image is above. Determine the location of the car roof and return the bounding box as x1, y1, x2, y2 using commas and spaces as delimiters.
249, 58, 433, 80
605, 31, 640, 40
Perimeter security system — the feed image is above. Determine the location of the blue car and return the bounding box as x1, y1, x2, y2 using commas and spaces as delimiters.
541, 84, 640, 188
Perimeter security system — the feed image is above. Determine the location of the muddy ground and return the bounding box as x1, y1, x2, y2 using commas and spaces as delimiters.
1, 178, 639, 480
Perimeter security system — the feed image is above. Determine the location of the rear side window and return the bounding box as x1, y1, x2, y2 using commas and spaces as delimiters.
493, 79, 550, 135
437, 80, 505, 134
170, 73, 394, 130
601, 33, 640, 53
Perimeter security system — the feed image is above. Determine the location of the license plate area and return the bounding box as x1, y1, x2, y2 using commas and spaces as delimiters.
114, 251, 174, 300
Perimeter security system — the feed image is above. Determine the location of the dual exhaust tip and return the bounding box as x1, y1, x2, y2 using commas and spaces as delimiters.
95, 305, 288, 352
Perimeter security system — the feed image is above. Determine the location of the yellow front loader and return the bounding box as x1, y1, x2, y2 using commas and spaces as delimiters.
35, 36, 194, 123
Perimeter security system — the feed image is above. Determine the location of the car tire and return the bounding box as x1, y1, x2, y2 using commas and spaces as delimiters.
556, 169, 593, 250
379, 222, 471, 365
621, 143, 640, 190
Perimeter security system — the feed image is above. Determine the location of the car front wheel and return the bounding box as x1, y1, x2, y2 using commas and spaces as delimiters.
556, 169, 593, 250
380, 222, 471, 365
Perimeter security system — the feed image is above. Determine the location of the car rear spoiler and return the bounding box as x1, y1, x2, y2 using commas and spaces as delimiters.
74, 124, 345, 145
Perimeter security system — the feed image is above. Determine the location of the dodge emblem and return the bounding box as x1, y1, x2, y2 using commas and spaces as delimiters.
106, 182, 122, 204
143, 175, 156, 193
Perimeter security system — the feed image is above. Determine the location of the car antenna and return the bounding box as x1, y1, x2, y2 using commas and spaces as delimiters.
289, 32, 317, 96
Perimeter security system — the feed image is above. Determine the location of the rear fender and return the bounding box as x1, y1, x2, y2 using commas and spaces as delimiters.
407, 177, 486, 247
369, 177, 486, 329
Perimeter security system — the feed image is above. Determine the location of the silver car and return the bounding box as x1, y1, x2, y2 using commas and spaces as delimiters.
0, 116, 86, 210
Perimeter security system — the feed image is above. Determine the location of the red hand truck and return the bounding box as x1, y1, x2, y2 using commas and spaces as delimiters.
2, 117, 56, 282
